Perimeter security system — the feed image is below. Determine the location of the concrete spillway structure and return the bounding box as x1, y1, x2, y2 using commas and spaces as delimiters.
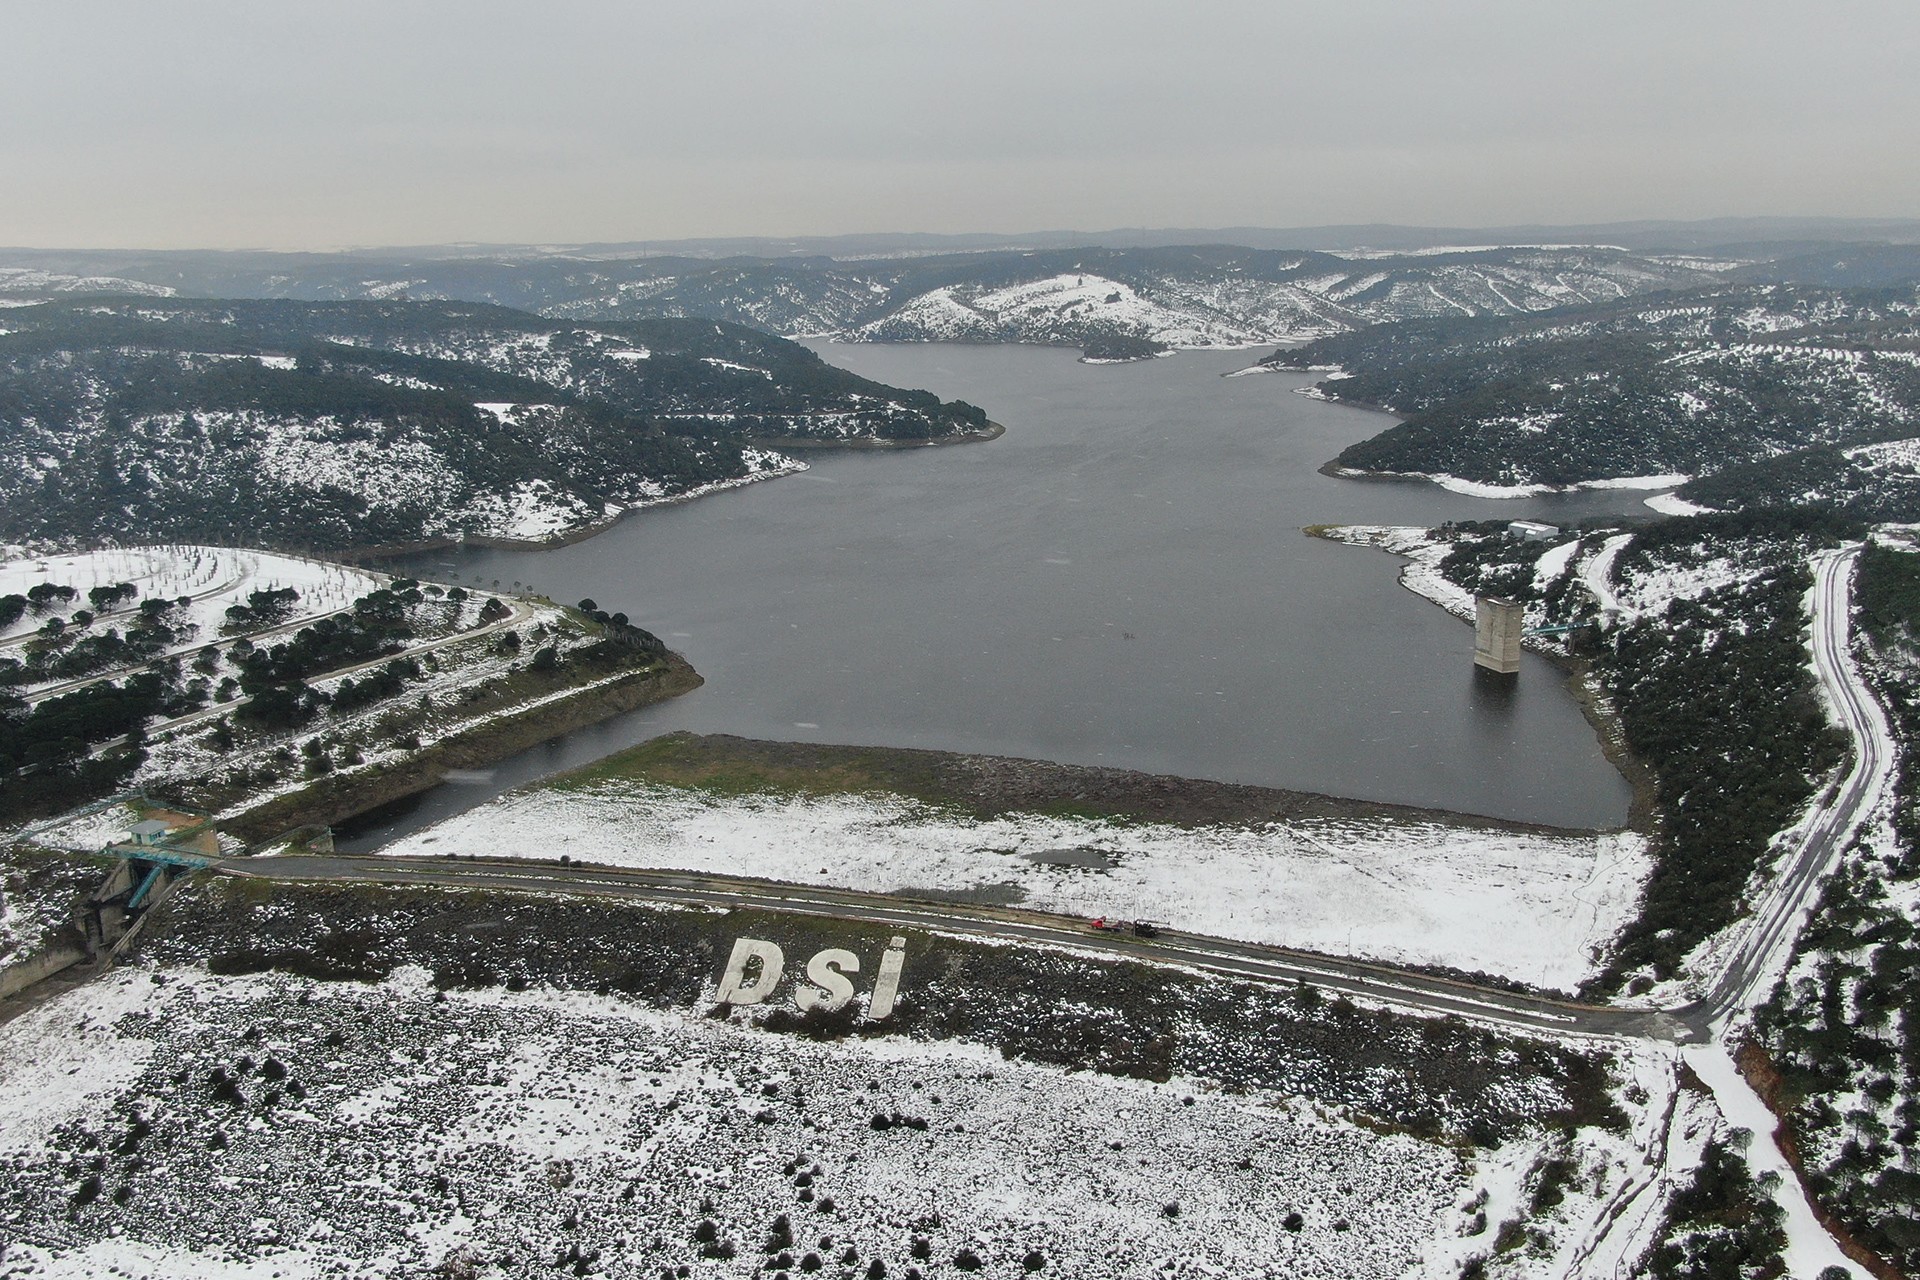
1474, 596, 1524, 675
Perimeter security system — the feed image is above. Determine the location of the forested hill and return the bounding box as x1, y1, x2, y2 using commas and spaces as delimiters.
0, 243, 1715, 350
0, 298, 988, 552
1265, 283, 1920, 516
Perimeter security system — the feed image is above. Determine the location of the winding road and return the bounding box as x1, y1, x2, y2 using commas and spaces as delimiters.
77, 597, 537, 755
1689, 546, 1893, 1026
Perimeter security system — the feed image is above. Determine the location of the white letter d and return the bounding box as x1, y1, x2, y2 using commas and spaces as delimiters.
714, 937, 785, 1005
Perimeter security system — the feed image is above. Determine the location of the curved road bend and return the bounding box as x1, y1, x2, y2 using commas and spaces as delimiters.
207, 547, 1880, 1050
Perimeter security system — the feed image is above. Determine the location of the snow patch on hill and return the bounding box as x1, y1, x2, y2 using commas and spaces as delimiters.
0, 268, 175, 298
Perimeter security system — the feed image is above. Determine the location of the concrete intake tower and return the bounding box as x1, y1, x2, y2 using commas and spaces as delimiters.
1473, 596, 1524, 675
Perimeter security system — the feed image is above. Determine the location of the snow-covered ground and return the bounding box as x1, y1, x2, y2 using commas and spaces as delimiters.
0, 849, 99, 968
382, 779, 1648, 992
0, 268, 174, 298
608, 446, 806, 515
1606, 535, 1811, 622
14, 800, 141, 855
0, 965, 1488, 1279
1579, 534, 1634, 620
118, 594, 609, 821
853, 273, 1280, 348
1642, 492, 1712, 517
1414, 474, 1690, 501
1847, 435, 1920, 471
1681, 1046, 1859, 1279
460, 479, 601, 542
0, 544, 641, 836
0, 546, 382, 653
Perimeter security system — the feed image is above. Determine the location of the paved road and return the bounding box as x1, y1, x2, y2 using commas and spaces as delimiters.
62, 540, 1887, 1273
24, 603, 357, 706
0, 566, 249, 653
1580, 533, 1635, 626
1687, 545, 1891, 1026
225, 853, 1691, 1042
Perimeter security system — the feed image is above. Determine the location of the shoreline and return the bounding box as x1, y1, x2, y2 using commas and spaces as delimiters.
1317, 458, 1690, 503
1304, 523, 1654, 833
219, 651, 705, 845
745, 420, 1005, 451
342, 423, 1007, 563
376, 730, 1649, 990
527, 729, 1607, 837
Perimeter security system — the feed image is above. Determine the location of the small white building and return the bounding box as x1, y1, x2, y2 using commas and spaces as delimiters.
1508, 520, 1561, 542
127, 819, 173, 847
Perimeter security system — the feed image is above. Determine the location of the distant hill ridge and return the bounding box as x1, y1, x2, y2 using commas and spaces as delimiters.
0, 243, 1734, 351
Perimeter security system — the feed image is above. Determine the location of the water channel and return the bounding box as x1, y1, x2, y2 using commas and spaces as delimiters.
344, 344, 1646, 850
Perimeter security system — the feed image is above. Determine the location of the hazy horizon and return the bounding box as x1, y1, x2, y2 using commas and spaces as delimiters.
5, 1, 1917, 251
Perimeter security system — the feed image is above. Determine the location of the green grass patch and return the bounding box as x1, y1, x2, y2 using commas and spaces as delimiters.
546, 731, 1579, 834
551, 732, 1101, 821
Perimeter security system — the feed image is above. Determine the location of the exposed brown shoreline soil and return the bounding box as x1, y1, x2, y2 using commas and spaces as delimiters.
558, 729, 1601, 835
1560, 658, 1659, 834
220, 653, 704, 845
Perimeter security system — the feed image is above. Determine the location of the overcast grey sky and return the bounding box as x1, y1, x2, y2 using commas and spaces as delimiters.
3, 1, 1916, 249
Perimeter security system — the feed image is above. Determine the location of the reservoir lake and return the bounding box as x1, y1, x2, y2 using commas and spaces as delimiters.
348, 344, 1644, 849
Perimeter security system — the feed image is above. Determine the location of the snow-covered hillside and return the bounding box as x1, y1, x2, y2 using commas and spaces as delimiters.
840, 250, 1713, 348
0, 244, 1718, 351
0, 268, 174, 299
1283, 281, 1920, 503
0, 966, 1480, 1279
0, 298, 989, 551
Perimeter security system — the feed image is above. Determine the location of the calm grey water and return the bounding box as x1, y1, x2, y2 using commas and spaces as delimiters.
345, 345, 1641, 850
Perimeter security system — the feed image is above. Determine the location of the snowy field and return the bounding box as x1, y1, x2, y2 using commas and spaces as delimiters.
0, 966, 1482, 1279
0, 545, 382, 650
383, 779, 1649, 991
